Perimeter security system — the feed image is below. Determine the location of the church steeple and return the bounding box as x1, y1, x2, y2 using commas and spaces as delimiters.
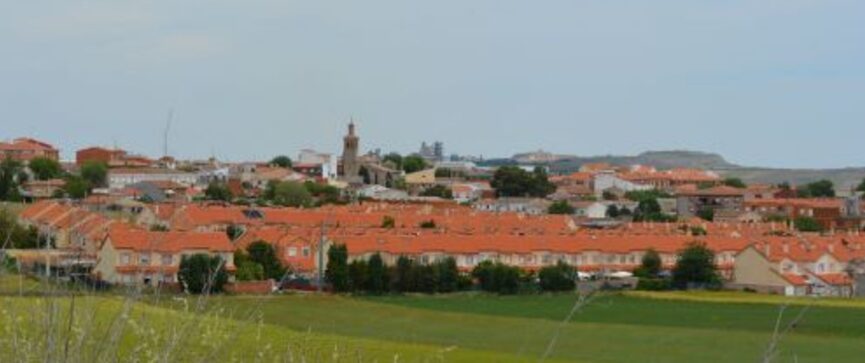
341, 120, 361, 183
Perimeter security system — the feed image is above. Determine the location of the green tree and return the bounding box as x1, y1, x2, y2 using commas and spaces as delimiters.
420, 185, 453, 199
491, 166, 532, 197
856, 178, 865, 194
226, 224, 244, 241
325, 244, 349, 292
304, 181, 342, 205
0, 209, 39, 248
80, 161, 108, 188
413, 264, 439, 293
435, 257, 460, 293
267, 181, 313, 207
28, 157, 63, 181
696, 207, 714, 222
402, 155, 427, 173
672, 242, 720, 289
0, 159, 23, 201
246, 241, 287, 281
270, 155, 292, 168
722, 177, 747, 189
392, 256, 414, 292
529, 167, 556, 197
606, 205, 620, 218
365, 253, 389, 294
690, 226, 708, 236
233, 250, 265, 281
625, 189, 672, 202
634, 249, 662, 278
382, 153, 403, 170
601, 190, 617, 201
798, 180, 835, 198
538, 261, 576, 292
793, 216, 824, 232
63, 176, 91, 199
548, 200, 575, 215
491, 166, 554, 198
347, 259, 368, 292
205, 182, 233, 201
472, 261, 520, 294
633, 198, 674, 222
178, 254, 229, 294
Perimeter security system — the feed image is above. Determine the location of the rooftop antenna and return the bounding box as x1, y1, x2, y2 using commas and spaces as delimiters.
163, 108, 174, 158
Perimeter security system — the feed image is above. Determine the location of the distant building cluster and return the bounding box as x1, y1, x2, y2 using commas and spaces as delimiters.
4, 123, 865, 298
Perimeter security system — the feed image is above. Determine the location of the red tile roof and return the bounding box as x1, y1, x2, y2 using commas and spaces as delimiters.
107, 225, 233, 253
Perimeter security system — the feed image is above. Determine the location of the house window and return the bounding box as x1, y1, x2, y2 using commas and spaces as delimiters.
817, 263, 825, 273
421, 255, 430, 264
121, 253, 131, 265
542, 255, 552, 264
139, 253, 151, 265
302, 247, 310, 257
161, 254, 172, 266
288, 247, 298, 257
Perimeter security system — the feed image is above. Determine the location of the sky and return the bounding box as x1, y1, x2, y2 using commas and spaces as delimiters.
1, 1, 863, 168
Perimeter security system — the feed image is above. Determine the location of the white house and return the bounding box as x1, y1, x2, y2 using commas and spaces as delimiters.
108, 168, 198, 190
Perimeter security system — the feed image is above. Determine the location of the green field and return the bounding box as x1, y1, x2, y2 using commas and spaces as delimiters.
189, 293, 865, 363
2, 273, 864, 362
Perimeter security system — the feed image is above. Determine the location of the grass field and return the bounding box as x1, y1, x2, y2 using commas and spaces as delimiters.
2, 272, 864, 362
177, 291, 865, 363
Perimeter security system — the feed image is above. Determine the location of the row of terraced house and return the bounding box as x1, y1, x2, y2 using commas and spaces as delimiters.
13, 201, 865, 296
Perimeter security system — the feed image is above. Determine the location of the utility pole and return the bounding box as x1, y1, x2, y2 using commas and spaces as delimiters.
317, 219, 327, 293
163, 108, 173, 158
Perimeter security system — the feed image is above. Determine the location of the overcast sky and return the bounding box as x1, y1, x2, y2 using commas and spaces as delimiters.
1, 1, 863, 168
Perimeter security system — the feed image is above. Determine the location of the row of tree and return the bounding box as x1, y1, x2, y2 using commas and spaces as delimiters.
204, 180, 343, 207
325, 245, 468, 294
0, 157, 108, 201
326, 244, 589, 295
490, 166, 555, 198
174, 240, 720, 295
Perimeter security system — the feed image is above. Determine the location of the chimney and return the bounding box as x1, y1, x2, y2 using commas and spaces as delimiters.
782, 241, 789, 254
764, 243, 771, 257
828, 243, 835, 253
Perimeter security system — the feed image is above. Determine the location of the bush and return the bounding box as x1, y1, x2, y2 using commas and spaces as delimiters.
538, 261, 576, 292
178, 254, 229, 294
365, 253, 389, 294
636, 278, 671, 291
234, 250, 265, 281
690, 226, 707, 236
348, 260, 368, 292
548, 200, 575, 215
325, 244, 349, 292
420, 185, 453, 199
672, 242, 720, 290
246, 241, 287, 281
419, 220, 436, 229
696, 207, 714, 222
633, 249, 662, 278
205, 182, 233, 201
472, 261, 521, 294
794, 216, 824, 232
